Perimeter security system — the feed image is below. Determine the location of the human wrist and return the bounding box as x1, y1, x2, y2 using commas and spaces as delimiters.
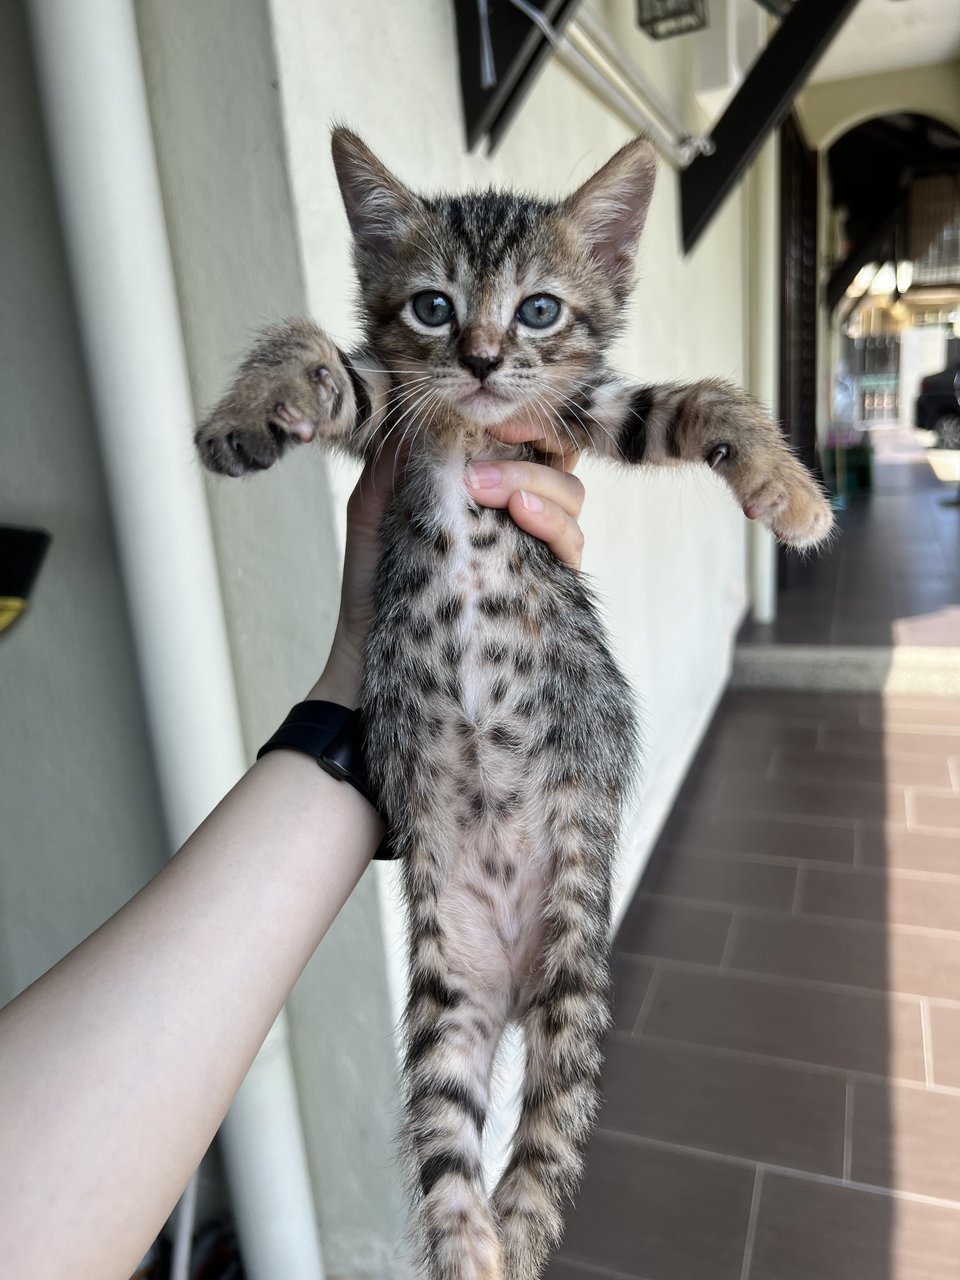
306, 627, 363, 708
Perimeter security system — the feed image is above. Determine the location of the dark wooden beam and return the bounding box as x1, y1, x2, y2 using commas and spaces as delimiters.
680, 0, 860, 254
452, 0, 582, 153
826, 198, 903, 313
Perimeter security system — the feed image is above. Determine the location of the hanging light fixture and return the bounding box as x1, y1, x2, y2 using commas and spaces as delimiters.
636, 0, 707, 40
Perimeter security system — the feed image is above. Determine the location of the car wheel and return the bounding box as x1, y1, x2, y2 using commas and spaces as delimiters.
935, 414, 960, 449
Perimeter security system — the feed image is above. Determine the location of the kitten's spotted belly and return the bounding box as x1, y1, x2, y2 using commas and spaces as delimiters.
367, 464, 634, 1002
426, 510, 550, 998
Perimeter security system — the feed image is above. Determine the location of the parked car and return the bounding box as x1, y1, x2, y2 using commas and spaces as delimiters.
915, 361, 960, 448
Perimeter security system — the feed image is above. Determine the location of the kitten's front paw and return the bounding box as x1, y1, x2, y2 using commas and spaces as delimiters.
742, 459, 834, 549
195, 322, 348, 477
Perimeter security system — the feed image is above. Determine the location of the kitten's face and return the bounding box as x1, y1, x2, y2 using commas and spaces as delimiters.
360, 193, 623, 430
331, 131, 657, 440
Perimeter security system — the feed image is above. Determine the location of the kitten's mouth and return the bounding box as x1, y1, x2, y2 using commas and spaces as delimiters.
453, 383, 519, 426
461, 384, 506, 402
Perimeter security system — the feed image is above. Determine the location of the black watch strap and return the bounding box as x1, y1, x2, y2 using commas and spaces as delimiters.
257, 701, 398, 860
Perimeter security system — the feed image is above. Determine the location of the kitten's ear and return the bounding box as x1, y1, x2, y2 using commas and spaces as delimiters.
563, 137, 658, 290
331, 128, 421, 255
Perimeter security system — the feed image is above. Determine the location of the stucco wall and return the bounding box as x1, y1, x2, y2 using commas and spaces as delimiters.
0, 1, 169, 1005
798, 60, 960, 150
133, 1, 410, 1272
268, 0, 759, 1241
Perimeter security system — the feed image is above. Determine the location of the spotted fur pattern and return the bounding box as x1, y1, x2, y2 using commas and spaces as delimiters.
196, 131, 833, 1280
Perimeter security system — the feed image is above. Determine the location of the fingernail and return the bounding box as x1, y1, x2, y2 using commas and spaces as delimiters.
465, 462, 502, 489
519, 489, 544, 512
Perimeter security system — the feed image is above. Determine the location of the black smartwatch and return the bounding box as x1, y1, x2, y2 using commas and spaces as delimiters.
257, 701, 398, 860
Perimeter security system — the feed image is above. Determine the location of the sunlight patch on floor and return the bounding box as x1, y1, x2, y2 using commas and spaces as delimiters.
926, 449, 960, 484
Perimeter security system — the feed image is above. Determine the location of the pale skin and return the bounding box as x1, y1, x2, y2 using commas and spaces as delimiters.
0, 437, 583, 1280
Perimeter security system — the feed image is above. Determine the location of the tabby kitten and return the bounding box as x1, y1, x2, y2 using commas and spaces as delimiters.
197, 130, 832, 1280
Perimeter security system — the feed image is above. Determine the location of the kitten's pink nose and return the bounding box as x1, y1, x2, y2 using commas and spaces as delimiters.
459, 352, 502, 383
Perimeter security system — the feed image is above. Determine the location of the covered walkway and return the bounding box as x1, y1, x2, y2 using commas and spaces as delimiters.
741, 428, 960, 648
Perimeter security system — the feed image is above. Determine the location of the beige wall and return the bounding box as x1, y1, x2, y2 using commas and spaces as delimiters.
0, 1, 169, 1006
798, 60, 960, 150
268, 0, 767, 1242
133, 1, 410, 1272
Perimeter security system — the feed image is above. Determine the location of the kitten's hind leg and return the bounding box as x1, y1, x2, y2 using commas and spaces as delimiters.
195, 319, 371, 475
492, 832, 614, 1280
405, 950, 509, 1280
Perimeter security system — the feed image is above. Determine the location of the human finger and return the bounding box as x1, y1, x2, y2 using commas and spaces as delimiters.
464, 458, 585, 520
505, 490, 585, 570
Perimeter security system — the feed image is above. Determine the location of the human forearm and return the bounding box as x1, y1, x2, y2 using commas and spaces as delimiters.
0, 733, 381, 1280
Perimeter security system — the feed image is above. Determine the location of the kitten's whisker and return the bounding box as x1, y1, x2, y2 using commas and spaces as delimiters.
392, 388, 437, 488
526, 393, 558, 455
412, 219, 452, 270
405, 221, 451, 274
533, 391, 584, 459
374, 377, 438, 438
548, 387, 624, 458
371, 383, 437, 473
370, 384, 437, 461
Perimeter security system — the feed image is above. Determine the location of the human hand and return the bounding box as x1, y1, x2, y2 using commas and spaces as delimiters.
311, 431, 584, 706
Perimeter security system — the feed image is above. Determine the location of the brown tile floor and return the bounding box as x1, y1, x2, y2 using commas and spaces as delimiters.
739, 429, 960, 647
548, 689, 960, 1280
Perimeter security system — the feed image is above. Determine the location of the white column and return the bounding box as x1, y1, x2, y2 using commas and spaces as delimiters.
746, 132, 780, 624
25, 2, 324, 1276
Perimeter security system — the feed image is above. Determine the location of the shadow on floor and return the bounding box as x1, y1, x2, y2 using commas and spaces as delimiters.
549, 688, 960, 1280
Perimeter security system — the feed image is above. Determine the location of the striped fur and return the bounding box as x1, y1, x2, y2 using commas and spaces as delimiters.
196, 131, 833, 1280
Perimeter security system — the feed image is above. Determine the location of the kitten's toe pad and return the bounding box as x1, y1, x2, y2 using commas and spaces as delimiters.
196, 386, 325, 476
194, 417, 284, 477
271, 401, 317, 442
744, 472, 834, 549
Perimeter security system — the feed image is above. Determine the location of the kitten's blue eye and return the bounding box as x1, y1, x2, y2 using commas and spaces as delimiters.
412, 292, 454, 326
516, 295, 562, 329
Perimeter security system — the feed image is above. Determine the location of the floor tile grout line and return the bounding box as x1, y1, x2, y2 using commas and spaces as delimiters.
791, 865, 805, 917
719, 913, 740, 971
739, 1165, 764, 1280
607, 1026, 960, 1095
904, 787, 918, 833
630, 964, 661, 1038
553, 1255, 657, 1280
920, 998, 935, 1087
737, 761, 958, 794
852, 822, 863, 868
654, 843, 859, 872
633, 890, 960, 942
593, 1127, 960, 1213
655, 841, 960, 883
677, 799, 960, 839
861, 722, 960, 739
949, 756, 960, 795
615, 949, 960, 1007
843, 1078, 855, 1182
671, 803, 860, 833
824, 743, 960, 767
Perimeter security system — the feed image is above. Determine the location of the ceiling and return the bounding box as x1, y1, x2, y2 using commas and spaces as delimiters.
811, 0, 960, 83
